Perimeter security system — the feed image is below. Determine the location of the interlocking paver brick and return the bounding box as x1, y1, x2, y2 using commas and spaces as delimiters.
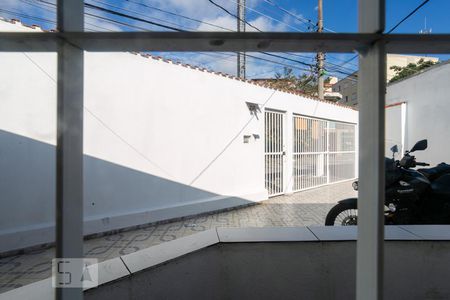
0, 181, 355, 293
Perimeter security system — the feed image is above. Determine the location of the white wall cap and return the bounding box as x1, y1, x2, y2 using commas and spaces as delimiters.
217, 227, 318, 242
120, 229, 219, 273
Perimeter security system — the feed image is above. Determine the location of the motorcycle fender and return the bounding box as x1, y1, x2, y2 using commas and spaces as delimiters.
338, 198, 358, 208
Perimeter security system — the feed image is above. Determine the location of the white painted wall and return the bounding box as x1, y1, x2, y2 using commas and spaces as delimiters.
386, 61, 450, 165
385, 103, 406, 156
0, 20, 358, 252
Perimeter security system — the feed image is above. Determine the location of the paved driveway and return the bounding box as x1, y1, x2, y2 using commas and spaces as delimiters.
0, 181, 356, 293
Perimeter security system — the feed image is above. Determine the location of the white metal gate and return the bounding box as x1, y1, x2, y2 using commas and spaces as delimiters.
293, 115, 356, 191
293, 116, 328, 190
265, 110, 285, 196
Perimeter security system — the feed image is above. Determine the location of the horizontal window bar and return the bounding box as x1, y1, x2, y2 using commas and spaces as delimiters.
0, 32, 449, 53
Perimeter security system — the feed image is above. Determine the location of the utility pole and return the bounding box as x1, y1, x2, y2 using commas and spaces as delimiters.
317, 0, 324, 99
237, 0, 246, 79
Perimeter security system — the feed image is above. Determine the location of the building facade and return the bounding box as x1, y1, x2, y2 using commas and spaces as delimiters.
385, 60, 450, 165
333, 54, 439, 107
0, 19, 358, 252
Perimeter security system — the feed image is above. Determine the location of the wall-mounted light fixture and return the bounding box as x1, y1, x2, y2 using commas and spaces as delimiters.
246, 102, 261, 119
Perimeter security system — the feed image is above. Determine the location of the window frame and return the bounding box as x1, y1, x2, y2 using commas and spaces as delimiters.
0, 1, 449, 299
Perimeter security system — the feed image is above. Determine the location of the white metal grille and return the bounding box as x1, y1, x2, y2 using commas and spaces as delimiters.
293, 116, 356, 191
328, 122, 356, 183
265, 110, 284, 196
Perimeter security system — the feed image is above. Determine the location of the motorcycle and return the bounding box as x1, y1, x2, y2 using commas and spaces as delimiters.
325, 139, 450, 226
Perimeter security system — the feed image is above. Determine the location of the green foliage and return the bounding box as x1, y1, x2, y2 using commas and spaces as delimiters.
271, 67, 327, 97
389, 58, 437, 83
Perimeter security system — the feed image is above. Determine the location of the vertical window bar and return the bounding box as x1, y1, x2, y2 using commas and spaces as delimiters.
56, 1, 84, 300
357, 0, 386, 299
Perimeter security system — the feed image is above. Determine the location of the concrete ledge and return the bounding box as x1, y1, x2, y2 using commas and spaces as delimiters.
4, 225, 450, 299
0, 278, 52, 300
308, 225, 420, 241
93, 257, 130, 287
217, 227, 318, 242
399, 225, 450, 240
121, 229, 219, 274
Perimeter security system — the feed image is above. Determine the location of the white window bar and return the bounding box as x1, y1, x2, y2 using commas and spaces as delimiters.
56, 1, 84, 300
357, 0, 386, 299
2, 0, 448, 298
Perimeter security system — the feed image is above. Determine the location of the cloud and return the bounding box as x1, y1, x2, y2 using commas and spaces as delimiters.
197, 14, 288, 32
197, 15, 236, 31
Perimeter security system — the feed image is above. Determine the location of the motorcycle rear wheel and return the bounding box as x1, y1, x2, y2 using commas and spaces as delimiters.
325, 202, 358, 226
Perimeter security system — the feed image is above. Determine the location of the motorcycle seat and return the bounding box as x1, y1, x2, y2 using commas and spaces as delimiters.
431, 174, 450, 198
418, 163, 450, 181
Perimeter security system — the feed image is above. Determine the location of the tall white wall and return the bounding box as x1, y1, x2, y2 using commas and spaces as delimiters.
386, 62, 450, 166
0, 20, 357, 252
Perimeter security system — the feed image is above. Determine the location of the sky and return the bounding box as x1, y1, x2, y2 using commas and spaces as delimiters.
1, 0, 449, 78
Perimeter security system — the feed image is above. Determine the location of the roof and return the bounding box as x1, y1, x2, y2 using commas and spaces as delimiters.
1, 17, 356, 110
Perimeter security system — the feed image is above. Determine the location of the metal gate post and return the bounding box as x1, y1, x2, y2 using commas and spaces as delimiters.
56, 1, 84, 300
357, 0, 386, 299
284, 111, 293, 194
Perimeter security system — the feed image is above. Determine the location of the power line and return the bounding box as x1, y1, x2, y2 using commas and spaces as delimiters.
334, 0, 432, 75
208, 0, 261, 32
220, 0, 356, 76
123, 0, 233, 31
387, 0, 431, 33
0, 8, 55, 26
262, 0, 335, 32
96, 0, 356, 76
17, 0, 355, 78
91, 0, 325, 74
225, 0, 306, 32
123, 0, 356, 74
84, 2, 186, 32
36, 0, 186, 31
91, 0, 199, 31
90, 1, 336, 74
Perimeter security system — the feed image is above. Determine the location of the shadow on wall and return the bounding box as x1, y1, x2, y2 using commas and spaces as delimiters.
0, 129, 257, 253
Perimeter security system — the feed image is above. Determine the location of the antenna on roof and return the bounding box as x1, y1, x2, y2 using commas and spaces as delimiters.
419, 17, 432, 34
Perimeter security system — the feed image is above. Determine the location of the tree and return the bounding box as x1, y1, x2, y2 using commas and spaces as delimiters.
389, 58, 437, 83
269, 67, 330, 97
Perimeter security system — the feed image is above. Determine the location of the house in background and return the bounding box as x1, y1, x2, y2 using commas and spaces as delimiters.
332, 54, 439, 107
385, 60, 450, 165
323, 76, 343, 102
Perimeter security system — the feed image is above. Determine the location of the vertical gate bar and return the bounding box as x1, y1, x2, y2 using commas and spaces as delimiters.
326, 121, 330, 184
300, 118, 303, 189
279, 113, 282, 193
264, 112, 267, 192
295, 118, 297, 190
295, 117, 298, 190
276, 113, 279, 193
270, 112, 272, 194
275, 113, 278, 193
56, 0, 84, 300
270, 113, 272, 194
357, 0, 386, 299
293, 116, 295, 191
280, 113, 283, 193
281, 113, 283, 193
280, 113, 282, 193
269, 112, 271, 194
